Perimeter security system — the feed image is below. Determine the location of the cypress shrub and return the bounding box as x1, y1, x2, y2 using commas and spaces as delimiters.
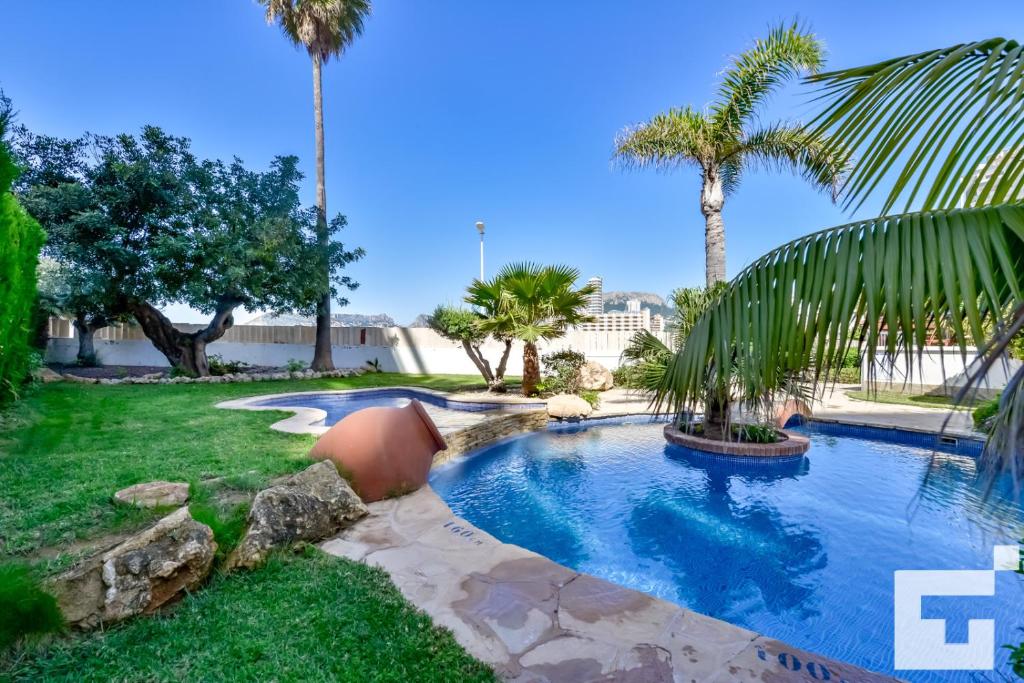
0, 125, 46, 403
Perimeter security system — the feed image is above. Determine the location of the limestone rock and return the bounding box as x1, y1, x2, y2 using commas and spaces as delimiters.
62, 373, 98, 384
547, 393, 593, 419
50, 508, 215, 628
579, 361, 614, 391
113, 481, 190, 508
227, 461, 368, 571
34, 367, 64, 383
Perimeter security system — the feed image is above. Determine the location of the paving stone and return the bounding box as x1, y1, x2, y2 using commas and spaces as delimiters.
320, 475, 899, 683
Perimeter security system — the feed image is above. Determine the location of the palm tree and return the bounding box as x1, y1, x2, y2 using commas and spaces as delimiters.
261, 0, 371, 371
614, 22, 848, 286
466, 263, 595, 396
657, 39, 1024, 488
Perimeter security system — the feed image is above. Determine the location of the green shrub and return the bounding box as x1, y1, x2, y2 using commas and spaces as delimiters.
837, 367, 861, 383
612, 363, 647, 389
973, 395, 1001, 431
735, 423, 779, 444
0, 102, 46, 404
284, 358, 306, 373
208, 354, 250, 376
580, 390, 601, 409
540, 349, 586, 395
0, 562, 64, 649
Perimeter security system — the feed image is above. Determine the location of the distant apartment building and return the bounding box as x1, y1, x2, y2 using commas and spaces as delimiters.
576, 307, 652, 333
651, 314, 665, 333
585, 277, 604, 315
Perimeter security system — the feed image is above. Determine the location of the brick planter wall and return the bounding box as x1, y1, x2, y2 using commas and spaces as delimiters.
663, 424, 810, 457
435, 411, 549, 466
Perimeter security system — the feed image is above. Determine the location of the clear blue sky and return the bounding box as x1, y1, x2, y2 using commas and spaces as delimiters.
4, 1, 1023, 324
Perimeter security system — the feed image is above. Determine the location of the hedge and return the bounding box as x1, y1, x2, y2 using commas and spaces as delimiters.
0, 131, 45, 403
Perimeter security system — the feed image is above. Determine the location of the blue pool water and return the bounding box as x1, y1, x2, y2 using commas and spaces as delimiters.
251, 389, 544, 425
430, 419, 1024, 681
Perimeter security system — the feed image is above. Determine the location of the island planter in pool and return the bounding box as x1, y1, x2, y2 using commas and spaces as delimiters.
309, 399, 447, 502
663, 423, 810, 457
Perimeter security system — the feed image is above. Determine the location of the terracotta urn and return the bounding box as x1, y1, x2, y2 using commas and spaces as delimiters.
308, 399, 447, 503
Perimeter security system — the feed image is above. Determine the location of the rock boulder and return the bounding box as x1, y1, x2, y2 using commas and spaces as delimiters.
50, 507, 216, 628
113, 481, 189, 508
579, 361, 614, 391
547, 393, 594, 420
226, 461, 368, 571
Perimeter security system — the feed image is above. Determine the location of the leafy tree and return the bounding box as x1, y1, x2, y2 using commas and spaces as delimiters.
656, 39, 1024, 479
18, 127, 363, 376
0, 94, 46, 402
614, 22, 848, 286
428, 304, 512, 392
260, 0, 372, 372
467, 263, 594, 396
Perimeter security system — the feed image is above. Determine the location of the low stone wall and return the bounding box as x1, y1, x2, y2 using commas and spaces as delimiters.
436, 410, 549, 466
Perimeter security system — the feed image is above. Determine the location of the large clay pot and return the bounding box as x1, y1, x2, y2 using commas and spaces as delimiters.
308, 399, 447, 503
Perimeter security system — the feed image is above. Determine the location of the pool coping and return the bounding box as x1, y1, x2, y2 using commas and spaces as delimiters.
214, 386, 547, 435
320, 486, 900, 682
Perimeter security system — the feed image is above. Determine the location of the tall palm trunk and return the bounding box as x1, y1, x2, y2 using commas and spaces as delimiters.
700, 166, 727, 286
522, 341, 541, 396
311, 54, 335, 371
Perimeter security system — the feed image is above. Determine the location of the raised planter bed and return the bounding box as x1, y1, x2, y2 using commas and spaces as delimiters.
663, 423, 810, 457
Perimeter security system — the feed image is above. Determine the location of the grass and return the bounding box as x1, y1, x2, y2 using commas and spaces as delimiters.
844, 388, 973, 410
0, 373, 489, 558
2, 549, 496, 682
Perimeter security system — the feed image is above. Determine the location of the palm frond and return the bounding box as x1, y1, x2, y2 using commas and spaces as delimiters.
655, 204, 1024, 424
809, 38, 1024, 213
613, 107, 713, 170
711, 21, 825, 138
736, 123, 850, 200
261, 0, 371, 61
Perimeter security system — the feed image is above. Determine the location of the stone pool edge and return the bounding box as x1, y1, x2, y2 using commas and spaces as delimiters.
214, 386, 546, 436
320, 486, 899, 683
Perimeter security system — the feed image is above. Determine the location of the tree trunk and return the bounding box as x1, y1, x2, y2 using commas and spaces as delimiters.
522, 341, 541, 396
703, 394, 731, 441
311, 54, 335, 371
700, 167, 727, 286
491, 339, 513, 393
72, 314, 98, 364
460, 340, 495, 386
128, 300, 236, 377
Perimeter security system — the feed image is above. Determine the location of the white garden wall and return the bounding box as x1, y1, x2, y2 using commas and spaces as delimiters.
45, 320, 671, 375
863, 346, 1021, 394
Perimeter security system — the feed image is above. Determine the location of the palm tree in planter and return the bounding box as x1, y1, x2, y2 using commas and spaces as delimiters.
657, 38, 1024, 483
261, 0, 371, 371
614, 21, 848, 286
467, 263, 596, 396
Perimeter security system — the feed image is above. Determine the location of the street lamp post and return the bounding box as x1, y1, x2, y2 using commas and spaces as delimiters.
475, 220, 485, 280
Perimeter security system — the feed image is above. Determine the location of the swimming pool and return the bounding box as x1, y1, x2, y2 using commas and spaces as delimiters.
430, 418, 1023, 681
250, 388, 544, 426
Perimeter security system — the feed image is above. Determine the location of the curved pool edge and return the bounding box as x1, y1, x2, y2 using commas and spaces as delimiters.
320, 485, 899, 682
215, 386, 546, 436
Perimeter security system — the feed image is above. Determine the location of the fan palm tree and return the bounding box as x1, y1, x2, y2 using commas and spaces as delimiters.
614, 22, 848, 286
260, 0, 371, 371
657, 38, 1024, 489
466, 263, 595, 396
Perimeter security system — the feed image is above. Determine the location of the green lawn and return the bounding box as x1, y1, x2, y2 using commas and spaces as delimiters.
0, 372, 488, 558
3, 549, 495, 682
0, 372, 496, 681
844, 388, 972, 410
